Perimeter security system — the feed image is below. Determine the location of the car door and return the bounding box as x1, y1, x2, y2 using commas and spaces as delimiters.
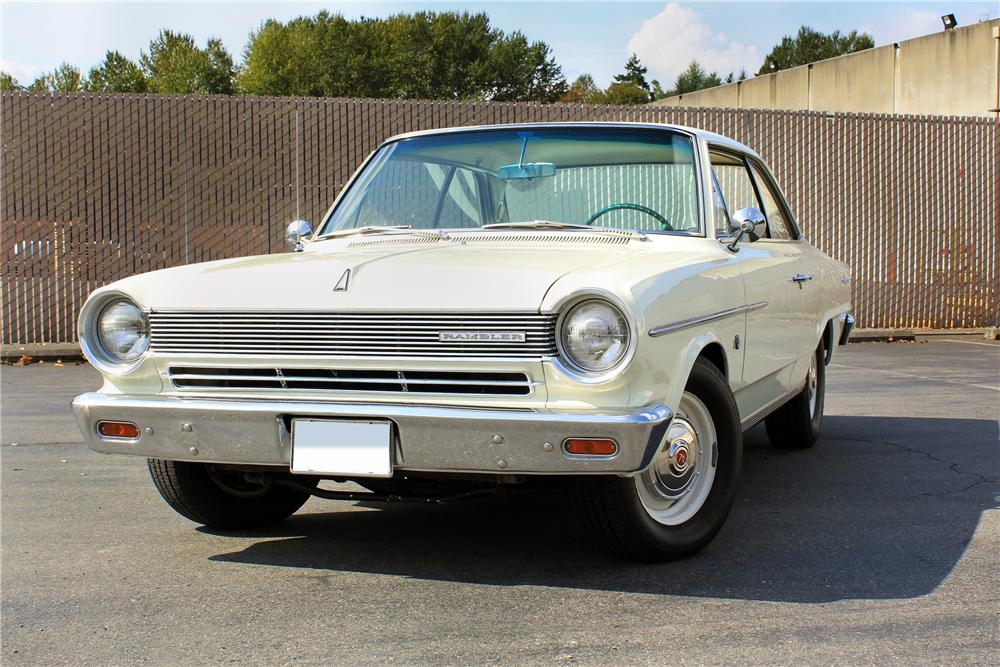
709, 148, 809, 418
746, 158, 823, 373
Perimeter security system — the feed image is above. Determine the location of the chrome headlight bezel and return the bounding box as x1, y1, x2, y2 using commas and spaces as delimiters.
553, 292, 636, 383
78, 291, 149, 375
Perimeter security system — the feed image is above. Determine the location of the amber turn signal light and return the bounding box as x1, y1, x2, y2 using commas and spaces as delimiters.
97, 421, 140, 439
563, 438, 618, 457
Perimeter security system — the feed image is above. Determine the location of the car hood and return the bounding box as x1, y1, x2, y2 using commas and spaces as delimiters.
120, 238, 641, 312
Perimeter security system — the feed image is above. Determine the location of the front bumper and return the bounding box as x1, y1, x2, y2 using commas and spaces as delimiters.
839, 313, 855, 345
72, 393, 672, 475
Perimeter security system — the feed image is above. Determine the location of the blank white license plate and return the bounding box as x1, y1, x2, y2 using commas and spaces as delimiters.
290, 419, 392, 477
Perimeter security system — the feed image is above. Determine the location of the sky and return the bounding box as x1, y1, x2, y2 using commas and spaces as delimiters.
1, 1, 997, 88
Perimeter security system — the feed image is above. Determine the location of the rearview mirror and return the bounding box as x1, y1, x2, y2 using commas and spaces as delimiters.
497, 162, 556, 181
497, 131, 556, 181
286, 219, 313, 252
726, 208, 766, 251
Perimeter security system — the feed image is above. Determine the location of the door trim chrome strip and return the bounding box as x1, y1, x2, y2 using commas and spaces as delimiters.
648, 301, 768, 337
739, 378, 806, 431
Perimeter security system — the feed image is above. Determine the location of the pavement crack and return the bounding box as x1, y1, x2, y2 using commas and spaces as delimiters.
834, 435, 995, 497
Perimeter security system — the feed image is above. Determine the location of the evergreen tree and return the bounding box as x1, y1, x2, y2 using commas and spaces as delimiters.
758, 26, 874, 74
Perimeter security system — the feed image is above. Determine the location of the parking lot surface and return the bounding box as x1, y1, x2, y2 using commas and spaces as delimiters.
2, 338, 998, 665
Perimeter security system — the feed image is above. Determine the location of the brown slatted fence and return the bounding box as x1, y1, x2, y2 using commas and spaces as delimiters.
1, 92, 997, 344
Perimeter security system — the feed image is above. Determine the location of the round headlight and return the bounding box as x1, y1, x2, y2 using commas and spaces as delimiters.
559, 299, 630, 373
96, 299, 149, 362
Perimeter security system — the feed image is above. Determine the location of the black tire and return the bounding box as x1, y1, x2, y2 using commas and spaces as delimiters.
572, 358, 742, 562
765, 342, 825, 449
147, 459, 314, 529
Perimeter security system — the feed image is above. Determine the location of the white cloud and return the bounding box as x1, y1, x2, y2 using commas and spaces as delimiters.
862, 9, 941, 47
627, 3, 761, 88
0, 58, 39, 83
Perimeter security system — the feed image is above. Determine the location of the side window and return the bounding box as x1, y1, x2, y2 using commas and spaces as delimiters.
709, 151, 761, 236
749, 161, 795, 240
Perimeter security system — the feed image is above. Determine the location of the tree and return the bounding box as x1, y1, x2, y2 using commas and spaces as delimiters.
612, 54, 652, 100
604, 82, 650, 105
560, 74, 605, 103
239, 15, 331, 96
239, 11, 566, 102
27, 62, 84, 92
141, 30, 235, 94
724, 69, 749, 84
486, 33, 567, 102
758, 26, 874, 75
86, 51, 147, 93
672, 60, 722, 96
0, 71, 21, 91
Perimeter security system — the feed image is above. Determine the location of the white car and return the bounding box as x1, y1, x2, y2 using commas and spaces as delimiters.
73, 123, 852, 561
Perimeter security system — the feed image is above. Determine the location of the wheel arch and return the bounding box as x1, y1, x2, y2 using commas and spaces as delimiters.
822, 318, 834, 364
664, 334, 732, 412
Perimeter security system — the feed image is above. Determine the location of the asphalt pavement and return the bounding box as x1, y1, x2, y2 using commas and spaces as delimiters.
2, 338, 998, 665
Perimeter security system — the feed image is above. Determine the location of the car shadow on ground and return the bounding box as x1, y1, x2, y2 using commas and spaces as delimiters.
206, 415, 998, 603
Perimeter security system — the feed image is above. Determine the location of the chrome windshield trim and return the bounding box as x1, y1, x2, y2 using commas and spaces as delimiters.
648, 301, 768, 337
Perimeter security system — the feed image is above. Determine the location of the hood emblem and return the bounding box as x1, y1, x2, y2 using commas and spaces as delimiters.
334, 268, 351, 292
439, 331, 526, 343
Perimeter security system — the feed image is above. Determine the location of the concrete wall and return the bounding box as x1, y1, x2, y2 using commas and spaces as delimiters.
896, 20, 999, 116
809, 44, 896, 113
651, 19, 1000, 117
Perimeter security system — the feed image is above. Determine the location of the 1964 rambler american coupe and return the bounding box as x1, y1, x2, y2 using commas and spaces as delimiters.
73, 123, 853, 561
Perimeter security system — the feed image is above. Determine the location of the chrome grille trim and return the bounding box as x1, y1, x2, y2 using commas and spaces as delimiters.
167, 366, 535, 396
149, 312, 557, 358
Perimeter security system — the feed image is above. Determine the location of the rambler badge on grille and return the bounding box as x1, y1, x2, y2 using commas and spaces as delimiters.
439, 331, 527, 343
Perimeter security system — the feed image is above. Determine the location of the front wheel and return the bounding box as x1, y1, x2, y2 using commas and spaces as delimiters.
148, 459, 315, 529
573, 359, 742, 561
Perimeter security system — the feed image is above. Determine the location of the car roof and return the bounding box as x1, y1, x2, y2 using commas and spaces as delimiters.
383, 121, 762, 161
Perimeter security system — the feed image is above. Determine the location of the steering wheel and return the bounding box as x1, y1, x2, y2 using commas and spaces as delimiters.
585, 203, 672, 230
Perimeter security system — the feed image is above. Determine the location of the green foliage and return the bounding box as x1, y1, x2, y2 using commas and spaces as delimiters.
85, 51, 147, 93
141, 30, 235, 94
758, 26, 874, 75
560, 74, 605, 104
604, 82, 650, 105
612, 54, 652, 100
238, 15, 334, 96
724, 69, 749, 84
238, 10, 566, 102
561, 55, 656, 106
28, 62, 84, 92
0, 71, 21, 91
672, 61, 723, 96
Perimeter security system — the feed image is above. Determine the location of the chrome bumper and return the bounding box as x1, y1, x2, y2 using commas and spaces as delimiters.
839, 313, 855, 345
72, 393, 672, 475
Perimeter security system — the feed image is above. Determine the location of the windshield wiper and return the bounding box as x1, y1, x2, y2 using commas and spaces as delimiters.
482, 220, 592, 231
482, 220, 646, 240
316, 225, 447, 240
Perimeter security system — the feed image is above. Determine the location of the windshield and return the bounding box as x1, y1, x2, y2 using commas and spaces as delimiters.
318, 127, 701, 236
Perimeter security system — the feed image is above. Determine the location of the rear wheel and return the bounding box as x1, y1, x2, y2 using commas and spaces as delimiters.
573, 359, 742, 561
765, 343, 825, 449
148, 459, 314, 529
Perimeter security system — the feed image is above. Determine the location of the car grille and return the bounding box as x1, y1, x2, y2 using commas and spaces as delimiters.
167, 366, 534, 396
148, 312, 558, 358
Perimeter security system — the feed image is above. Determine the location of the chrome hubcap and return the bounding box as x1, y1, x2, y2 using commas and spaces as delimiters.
807, 355, 818, 419
651, 418, 700, 498
636, 391, 718, 526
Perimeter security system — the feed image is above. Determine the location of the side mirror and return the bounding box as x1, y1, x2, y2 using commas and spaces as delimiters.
726, 208, 766, 251
286, 219, 313, 252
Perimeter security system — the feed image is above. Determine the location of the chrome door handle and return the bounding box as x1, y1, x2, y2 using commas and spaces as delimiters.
790, 274, 813, 282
